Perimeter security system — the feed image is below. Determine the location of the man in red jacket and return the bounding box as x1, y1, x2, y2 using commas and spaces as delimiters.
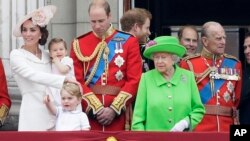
120, 8, 154, 72
70, 0, 142, 131
0, 58, 11, 127
180, 21, 242, 132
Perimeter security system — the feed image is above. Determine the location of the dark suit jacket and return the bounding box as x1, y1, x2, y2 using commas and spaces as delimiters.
239, 64, 250, 124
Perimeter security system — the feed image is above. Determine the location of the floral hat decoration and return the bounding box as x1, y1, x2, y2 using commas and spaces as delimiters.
143, 36, 187, 60
13, 5, 57, 37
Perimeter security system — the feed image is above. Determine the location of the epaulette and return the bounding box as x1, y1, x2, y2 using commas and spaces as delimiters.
181, 53, 201, 61
223, 53, 240, 62
76, 31, 92, 39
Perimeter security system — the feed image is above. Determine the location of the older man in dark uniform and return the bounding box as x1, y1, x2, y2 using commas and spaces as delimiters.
180, 21, 242, 132
0, 58, 11, 127
70, 0, 142, 131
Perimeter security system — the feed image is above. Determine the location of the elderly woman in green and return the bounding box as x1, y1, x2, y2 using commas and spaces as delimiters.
131, 36, 205, 131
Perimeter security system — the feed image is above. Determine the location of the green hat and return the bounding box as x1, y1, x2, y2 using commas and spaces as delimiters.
143, 36, 187, 59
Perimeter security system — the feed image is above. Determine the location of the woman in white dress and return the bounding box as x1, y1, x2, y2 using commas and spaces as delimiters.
10, 5, 68, 131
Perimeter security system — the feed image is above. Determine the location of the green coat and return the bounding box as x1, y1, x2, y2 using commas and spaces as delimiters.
132, 65, 205, 131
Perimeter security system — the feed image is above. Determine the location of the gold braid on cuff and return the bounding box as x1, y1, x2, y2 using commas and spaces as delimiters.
0, 104, 9, 126
82, 92, 104, 114
110, 91, 132, 115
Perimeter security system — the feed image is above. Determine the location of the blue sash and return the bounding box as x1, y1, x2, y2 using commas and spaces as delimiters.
86, 32, 130, 86
200, 58, 237, 104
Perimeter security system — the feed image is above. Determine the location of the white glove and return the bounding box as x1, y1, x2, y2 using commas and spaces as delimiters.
170, 119, 189, 132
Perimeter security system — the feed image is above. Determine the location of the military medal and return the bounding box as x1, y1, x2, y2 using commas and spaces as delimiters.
115, 42, 123, 53
223, 91, 231, 103
115, 42, 119, 54
226, 81, 234, 93
114, 37, 125, 54
115, 70, 124, 81
114, 55, 124, 68
211, 67, 240, 80
118, 42, 123, 53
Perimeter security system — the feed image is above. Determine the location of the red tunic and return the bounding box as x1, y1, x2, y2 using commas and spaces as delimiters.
0, 58, 11, 126
180, 50, 242, 132
70, 29, 142, 131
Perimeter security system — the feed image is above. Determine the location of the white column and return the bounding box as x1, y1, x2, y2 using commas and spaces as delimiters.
38, 0, 46, 7
118, 0, 123, 30
131, 0, 135, 8
27, 0, 37, 12
13, 0, 26, 49
1, 0, 10, 59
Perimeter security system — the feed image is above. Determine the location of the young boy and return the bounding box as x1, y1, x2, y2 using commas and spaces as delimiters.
44, 81, 90, 131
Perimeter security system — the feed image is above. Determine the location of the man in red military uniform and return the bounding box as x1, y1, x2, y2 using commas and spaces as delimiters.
0, 58, 11, 127
120, 8, 154, 72
180, 21, 242, 132
70, 0, 142, 131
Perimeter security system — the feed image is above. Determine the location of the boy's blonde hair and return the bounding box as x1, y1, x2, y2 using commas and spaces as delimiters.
62, 82, 82, 99
48, 37, 67, 51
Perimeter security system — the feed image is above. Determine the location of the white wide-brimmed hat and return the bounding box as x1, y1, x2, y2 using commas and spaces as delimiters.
13, 5, 57, 37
